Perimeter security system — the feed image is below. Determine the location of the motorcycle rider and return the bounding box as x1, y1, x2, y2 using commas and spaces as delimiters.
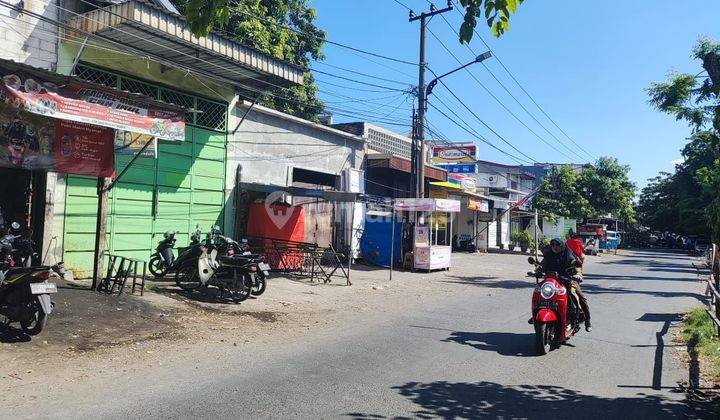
566, 230, 585, 269
541, 238, 592, 332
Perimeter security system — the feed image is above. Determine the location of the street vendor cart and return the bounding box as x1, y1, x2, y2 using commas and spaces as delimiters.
394, 198, 461, 271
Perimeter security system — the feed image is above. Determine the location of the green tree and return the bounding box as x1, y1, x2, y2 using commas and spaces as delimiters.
458, 0, 525, 43
532, 166, 592, 222
173, 0, 325, 120
181, 0, 525, 48
532, 157, 636, 223
648, 38, 720, 132
637, 131, 719, 239
578, 157, 636, 222
647, 38, 720, 242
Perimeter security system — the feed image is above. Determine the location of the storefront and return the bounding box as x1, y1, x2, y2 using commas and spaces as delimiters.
0, 59, 186, 277
231, 102, 366, 251
429, 174, 490, 252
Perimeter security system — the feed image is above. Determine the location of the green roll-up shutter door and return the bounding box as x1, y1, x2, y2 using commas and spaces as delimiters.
63, 126, 226, 278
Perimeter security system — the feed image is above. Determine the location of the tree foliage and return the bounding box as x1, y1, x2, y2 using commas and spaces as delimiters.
532, 158, 636, 223
579, 157, 636, 222
173, 0, 325, 120
648, 38, 720, 132
645, 38, 720, 243
458, 0, 525, 43
637, 131, 720, 241
532, 166, 591, 222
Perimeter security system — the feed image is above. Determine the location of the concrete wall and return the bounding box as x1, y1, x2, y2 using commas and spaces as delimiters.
0, 0, 58, 70
229, 103, 365, 188
223, 103, 365, 237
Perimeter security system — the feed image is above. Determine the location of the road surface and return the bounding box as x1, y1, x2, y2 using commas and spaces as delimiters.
7, 250, 708, 419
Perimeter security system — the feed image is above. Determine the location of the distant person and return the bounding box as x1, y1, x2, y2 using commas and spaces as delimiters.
566, 230, 585, 268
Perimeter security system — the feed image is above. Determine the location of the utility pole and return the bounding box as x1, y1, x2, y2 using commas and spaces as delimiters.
409, 1, 453, 198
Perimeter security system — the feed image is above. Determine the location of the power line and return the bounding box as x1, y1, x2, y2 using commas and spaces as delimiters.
311, 68, 408, 91
434, 78, 536, 163
428, 100, 530, 165
425, 25, 579, 162
227, 5, 418, 66
2, 2, 412, 129
448, 0, 594, 160
312, 61, 413, 86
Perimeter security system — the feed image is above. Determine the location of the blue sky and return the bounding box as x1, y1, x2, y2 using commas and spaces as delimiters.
310, 0, 720, 189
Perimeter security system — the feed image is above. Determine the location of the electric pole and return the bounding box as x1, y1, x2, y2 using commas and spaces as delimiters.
409, 1, 453, 198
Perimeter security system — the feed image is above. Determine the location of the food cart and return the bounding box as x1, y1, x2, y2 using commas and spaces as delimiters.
394, 198, 461, 271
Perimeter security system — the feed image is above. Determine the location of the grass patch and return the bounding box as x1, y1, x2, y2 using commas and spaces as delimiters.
681, 307, 720, 379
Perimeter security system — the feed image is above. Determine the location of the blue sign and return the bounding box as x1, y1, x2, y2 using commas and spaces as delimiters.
437, 163, 477, 174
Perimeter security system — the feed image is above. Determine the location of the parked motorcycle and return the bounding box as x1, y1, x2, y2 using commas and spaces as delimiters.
148, 227, 204, 278
0, 226, 61, 336
527, 256, 585, 355
174, 226, 254, 303
233, 238, 269, 297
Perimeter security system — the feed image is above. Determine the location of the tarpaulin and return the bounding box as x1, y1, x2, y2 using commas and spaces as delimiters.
0, 72, 185, 142
0, 101, 115, 177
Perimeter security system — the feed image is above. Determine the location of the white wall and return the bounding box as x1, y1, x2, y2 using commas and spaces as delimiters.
0, 0, 58, 70
230, 104, 365, 188
542, 217, 577, 239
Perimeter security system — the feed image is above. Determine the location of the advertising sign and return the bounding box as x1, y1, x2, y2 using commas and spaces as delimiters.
1, 73, 185, 142
114, 130, 156, 158
437, 163, 477, 174
0, 102, 115, 177
468, 198, 489, 212
431, 145, 477, 164
414, 226, 429, 247
55, 120, 115, 177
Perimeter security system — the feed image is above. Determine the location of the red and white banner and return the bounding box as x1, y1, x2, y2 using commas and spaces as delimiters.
0, 100, 115, 177
0, 73, 185, 142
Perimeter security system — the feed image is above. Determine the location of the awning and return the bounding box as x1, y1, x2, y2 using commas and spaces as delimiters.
0, 59, 186, 177
0, 59, 185, 141
66, 0, 304, 89
240, 182, 365, 203
429, 181, 490, 212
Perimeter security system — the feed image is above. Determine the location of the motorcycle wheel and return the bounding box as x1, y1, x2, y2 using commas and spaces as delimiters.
251, 272, 267, 296
227, 272, 252, 303
175, 263, 202, 291
20, 301, 47, 336
534, 323, 552, 355
148, 256, 165, 278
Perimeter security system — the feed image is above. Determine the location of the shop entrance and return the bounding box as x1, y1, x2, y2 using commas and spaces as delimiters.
0, 168, 46, 263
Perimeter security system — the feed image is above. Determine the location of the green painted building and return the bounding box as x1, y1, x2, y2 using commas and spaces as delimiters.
45, 0, 304, 278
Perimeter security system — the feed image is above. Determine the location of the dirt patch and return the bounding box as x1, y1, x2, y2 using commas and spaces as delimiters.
0, 278, 186, 356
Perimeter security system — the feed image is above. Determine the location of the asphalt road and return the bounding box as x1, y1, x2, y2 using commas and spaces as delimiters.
10, 250, 708, 419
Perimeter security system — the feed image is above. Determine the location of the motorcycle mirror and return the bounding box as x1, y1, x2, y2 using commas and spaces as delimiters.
527, 257, 536, 265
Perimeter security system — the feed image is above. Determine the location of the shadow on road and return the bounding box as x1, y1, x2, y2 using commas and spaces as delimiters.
346, 380, 688, 419
442, 331, 537, 357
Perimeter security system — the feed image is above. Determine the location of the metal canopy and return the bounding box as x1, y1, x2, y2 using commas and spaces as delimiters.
66, 0, 304, 89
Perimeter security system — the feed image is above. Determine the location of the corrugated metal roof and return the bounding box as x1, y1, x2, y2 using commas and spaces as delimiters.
66, 0, 304, 90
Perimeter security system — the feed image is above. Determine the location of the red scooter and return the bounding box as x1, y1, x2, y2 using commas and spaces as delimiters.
527, 257, 585, 355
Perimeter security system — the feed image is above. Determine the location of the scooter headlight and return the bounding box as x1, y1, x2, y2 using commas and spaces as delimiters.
540, 282, 556, 299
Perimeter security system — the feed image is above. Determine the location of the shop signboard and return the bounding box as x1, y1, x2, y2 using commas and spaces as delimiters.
436, 163, 477, 174
0, 101, 115, 177
468, 198, 489, 213
1, 73, 185, 142
431, 145, 477, 164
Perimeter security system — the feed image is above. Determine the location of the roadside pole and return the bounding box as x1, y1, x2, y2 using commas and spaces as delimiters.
91, 177, 110, 290
390, 205, 395, 281
534, 210, 539, 259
